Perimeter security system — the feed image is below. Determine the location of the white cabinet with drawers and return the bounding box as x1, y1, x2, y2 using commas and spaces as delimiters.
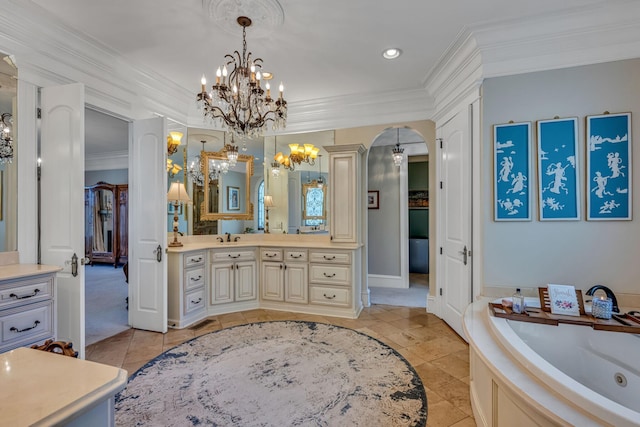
209, 248, 258, 312
168, 250, 207, 328
0, 266, 60, 354
261, 248, 308, 304
309, 250, 352, 308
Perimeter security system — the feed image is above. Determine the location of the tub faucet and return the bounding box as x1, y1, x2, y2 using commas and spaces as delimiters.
225, 232, 231, 242
585, 285, 620, 313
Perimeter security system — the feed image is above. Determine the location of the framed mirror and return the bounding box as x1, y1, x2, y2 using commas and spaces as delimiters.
0, 51, 17, 252
201, 150, 254, 221
302, 180, 327, 223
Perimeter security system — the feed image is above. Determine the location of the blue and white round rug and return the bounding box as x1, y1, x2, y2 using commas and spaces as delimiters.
115, 321, 427, 426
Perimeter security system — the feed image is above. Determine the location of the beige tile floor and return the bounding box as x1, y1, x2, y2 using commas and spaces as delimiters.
86, 305, 475, 427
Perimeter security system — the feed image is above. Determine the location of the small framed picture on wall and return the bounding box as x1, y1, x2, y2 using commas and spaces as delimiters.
367, 190, 379, 209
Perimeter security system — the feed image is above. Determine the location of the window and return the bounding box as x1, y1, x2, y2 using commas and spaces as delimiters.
302, 181, 326, 227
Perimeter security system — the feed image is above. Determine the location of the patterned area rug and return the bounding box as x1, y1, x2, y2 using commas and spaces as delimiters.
115, 321, 427, 426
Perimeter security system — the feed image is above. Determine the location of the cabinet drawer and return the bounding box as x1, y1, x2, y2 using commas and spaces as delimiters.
310, 286, 351, 307
309, 264, 351, 286
184, 288, 205, 314
0, 275, 54, 310
309, 251, 351, 264
211, 250, 255, 263
285, 249, 307, 262
261, 248, 283, 262
184, 252, 206, 268
0, 300, 54, 351
184, 267, 205, 291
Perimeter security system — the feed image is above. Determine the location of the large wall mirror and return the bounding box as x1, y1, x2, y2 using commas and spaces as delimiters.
0, 52, 17, 252
171, 128, 334, 236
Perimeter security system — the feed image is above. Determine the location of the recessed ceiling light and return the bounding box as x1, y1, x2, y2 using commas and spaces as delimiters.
382, 48, 402, 60
261, 72, 273, 80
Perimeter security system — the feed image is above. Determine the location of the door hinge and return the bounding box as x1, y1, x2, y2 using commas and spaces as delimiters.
439, 138, 443, 149
37, 108, 41, 119
440, 181, 443, 189
439, 288, 443, 296
439, 247, 443, 255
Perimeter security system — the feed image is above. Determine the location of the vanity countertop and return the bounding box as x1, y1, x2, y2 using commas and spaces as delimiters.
167, 236, 362, 252
0, 347, 127, 426
0, 263, 62, 281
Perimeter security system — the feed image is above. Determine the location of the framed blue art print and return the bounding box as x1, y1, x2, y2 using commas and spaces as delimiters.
586, 112, 631, 220
494, 122, 531, 221
537, 117, 580, 220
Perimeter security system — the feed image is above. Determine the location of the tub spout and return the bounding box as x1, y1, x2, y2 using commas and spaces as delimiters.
585, 285, 620, 313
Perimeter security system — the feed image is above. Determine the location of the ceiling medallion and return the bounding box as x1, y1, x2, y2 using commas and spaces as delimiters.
203, 0, 284, 38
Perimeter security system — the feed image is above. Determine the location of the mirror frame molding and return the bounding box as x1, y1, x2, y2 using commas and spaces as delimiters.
302, 180, 327, 221
201, 150, 254, 221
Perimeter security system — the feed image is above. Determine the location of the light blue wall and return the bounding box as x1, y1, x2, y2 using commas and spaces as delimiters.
482, 58, 640, 294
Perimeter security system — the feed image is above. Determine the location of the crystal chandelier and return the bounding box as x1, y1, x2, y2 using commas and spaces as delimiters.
392, 128, 404, 167
187, 140, 229, 187
196, 16, 287, 139
270, 137, 280, 178
0, 113, 13, 164
274, 143, 319, 171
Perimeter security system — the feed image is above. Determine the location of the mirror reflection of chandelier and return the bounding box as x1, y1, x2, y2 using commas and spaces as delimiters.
196, 16, 287, 139
0, 113, 13, 163
188, 140, 229, 187
274, 143, 320, 171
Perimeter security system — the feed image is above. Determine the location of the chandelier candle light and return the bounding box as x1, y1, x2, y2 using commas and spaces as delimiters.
197, 16, 287, 139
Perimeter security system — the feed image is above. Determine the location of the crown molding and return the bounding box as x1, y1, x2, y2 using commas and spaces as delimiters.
85, 150, 129, 171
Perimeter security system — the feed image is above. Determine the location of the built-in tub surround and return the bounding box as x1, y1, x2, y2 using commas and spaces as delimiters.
464, 298, 640, 427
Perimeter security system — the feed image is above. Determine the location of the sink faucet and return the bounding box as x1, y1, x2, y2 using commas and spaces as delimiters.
585, 285, 620, 313
216, 236, 224, 243
225, 232, 231, 242
234, 236, 241, 242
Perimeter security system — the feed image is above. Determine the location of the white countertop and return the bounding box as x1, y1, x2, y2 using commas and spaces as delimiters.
0, 348, 127, 426
0, 264, 62, 281
167, 235, 362, 252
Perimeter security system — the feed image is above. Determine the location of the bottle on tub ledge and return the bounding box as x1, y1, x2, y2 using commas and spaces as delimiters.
512, 288, 526, 314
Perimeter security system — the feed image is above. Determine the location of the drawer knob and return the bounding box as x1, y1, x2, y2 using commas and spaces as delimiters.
323, 293, 336, 300
323, 272, 336, 278
323, 255, 336, 260
10, 320, 41, 333
191, 297, 202, 304
9, 289, 40, 300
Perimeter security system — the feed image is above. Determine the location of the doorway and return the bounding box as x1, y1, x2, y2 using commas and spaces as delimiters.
367, 127, 430, 308
84, 107, 131, 345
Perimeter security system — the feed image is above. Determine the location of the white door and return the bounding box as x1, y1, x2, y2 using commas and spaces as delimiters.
129, 117, 168, 332
438, 107, 472, 339
40, 83, 86, 358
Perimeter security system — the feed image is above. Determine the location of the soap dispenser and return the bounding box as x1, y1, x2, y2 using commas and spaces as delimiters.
512, 288, 525, 314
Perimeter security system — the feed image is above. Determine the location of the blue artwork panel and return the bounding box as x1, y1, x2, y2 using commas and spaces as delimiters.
586, 113, 632, 220
494, 122, 531, 221
537, 118, 580, 220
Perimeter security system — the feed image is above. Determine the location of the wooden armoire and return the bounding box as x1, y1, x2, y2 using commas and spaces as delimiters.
84, 182, 128, 267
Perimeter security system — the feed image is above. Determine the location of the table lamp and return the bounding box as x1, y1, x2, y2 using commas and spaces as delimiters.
167, 182, 191, 247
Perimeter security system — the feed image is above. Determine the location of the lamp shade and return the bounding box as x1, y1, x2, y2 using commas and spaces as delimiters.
264, 195, 275, 208
167, 182, 192, 203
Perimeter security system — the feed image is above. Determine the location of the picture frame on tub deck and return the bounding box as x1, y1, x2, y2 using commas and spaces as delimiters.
586, 112, 632, 220
493, 121, 531, 221
537, 117, 580, 221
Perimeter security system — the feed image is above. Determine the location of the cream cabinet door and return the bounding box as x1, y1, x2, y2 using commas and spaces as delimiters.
210, 262, 234, 305
261, 262, 284, 301
235, 261, 256, 301
284, 263, 308, 304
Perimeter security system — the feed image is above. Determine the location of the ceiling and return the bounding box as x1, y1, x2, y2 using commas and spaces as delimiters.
29, 0, 611, 155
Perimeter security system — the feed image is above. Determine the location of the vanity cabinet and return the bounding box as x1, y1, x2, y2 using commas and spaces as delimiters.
0, 269, 58, 353
261, 248, 308, 304
209, 249, 257, 306
309, 250, 352, 308
167, 250, 206, 329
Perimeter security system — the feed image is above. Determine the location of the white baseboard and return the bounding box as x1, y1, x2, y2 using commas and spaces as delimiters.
367, 274, 407, 289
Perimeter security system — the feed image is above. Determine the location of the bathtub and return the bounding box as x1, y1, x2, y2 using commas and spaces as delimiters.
463, 298, 640, 427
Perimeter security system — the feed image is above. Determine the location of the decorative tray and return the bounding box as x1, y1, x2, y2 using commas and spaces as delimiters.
488, 288, 640, 334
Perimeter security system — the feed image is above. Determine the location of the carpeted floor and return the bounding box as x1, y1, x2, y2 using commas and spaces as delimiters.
370, 273, 429, 308
115, 320, 427, 426
85, 264, 130, 346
